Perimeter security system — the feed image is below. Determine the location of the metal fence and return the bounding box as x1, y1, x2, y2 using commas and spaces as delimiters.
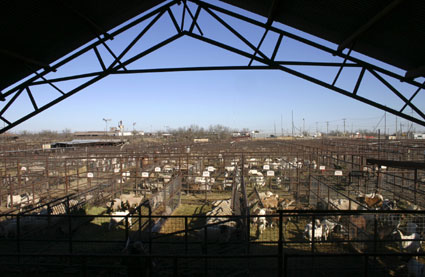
1, 209, 424, 276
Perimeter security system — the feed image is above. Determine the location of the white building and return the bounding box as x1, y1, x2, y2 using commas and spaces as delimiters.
413, 133, 425, 139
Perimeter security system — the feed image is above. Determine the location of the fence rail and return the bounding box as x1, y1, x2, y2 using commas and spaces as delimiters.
1, 209, 425, 275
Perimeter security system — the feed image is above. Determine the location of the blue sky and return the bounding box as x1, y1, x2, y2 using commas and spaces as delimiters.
5, 0, 425, 134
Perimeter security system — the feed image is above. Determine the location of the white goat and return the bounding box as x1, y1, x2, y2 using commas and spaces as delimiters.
328, 198, 359, 210
109, 210, 132, 230
320, 219, 339, 241
304, 219, 323, 243
393, 229, 422, 253
7, 193, 41, 209
120, 194, 143, 209
253, 208, 267, 237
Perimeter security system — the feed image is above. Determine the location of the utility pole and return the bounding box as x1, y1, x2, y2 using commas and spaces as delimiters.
326, 121, 329, 136
274, 121, 276, 136
303, 118, 305, 136
291, 110, 294, 138
280, 114, 283, 136
384, 111, 386, 138
395, 116, 398, 139
102, 118, 111, 136
315, 122, 318, 135
343, 118, 346, 137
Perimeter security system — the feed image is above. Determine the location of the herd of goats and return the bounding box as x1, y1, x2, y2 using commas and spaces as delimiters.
1, 155, 424, 275
248, 189, 425, 276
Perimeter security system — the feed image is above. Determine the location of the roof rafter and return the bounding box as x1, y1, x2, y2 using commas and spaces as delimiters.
337, 0, 404, 52
405, 66, 425, 79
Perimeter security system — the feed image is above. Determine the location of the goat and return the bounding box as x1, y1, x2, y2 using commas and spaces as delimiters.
252, 208, 267, 237
0, 216, 49, 238
381, 199, 397, 210
198, 224, 233, 244
262, 195, 279, 209
357, 192, 383, 209
265, 210, 279, 228
279, 199, 295, 210
320, 218, 342, 241
393, 229, 422, 253
120, 194, 143, 209
106, 198, 123, 212
304, 219, 322, 243
109, 210, 132, 230
378, 213, 401, 237
328, 198, 359, 210
7, 193, 32, 208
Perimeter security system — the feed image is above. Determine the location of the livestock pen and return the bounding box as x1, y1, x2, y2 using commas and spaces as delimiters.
0, 138, 424, 275
1, 210, 425, 276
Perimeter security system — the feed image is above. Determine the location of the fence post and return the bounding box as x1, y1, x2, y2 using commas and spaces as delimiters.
16, 214, 20, 254
204, 225, 208, 254
308, 174, 311, 205
125, 216, 129, 243
83, 256, 87, 277
9, 175, 13, 208
278, 211, 283, 277
327, 185, 330, 209
185, 216, 188, 255
65, 196, 70, 214
47, 203, 51, 226
148, 205, 152, 255
364, 254, 368, 277
247, 213, 250, 254
138, 206, 142, 240
311, 215, 315, 254
283, 254, 288, 277
317, 180, 320, 207
68, 213, 72, 253
173, 256, 178, 277
373, 214, 378, 252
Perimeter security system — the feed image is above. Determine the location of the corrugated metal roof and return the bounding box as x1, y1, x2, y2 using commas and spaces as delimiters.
0, 0, 423, 93
0, 0, 162, 91
52, 139, 123, 146
222, 0, 425, 76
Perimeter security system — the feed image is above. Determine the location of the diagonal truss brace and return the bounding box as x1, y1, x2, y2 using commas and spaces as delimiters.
0, 0, 424, 134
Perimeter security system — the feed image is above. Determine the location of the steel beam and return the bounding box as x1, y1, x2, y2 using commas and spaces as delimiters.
405, 65, 425, 79
191, 0, 425, 91
184, 31, 425, 127
0, 0, 179, 99
1, 0, 424, 134
26, 87, 38, 111
400, 82, 424, 113
368, 69, 425, 120
93, 46, 106, 71
271, 33, 283, 61
0, 33, 183, 134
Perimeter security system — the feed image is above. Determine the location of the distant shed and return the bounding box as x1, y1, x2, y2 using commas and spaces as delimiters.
194, 138, 209, 143
414, 133, 425, 140
50, 139, 123, 148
